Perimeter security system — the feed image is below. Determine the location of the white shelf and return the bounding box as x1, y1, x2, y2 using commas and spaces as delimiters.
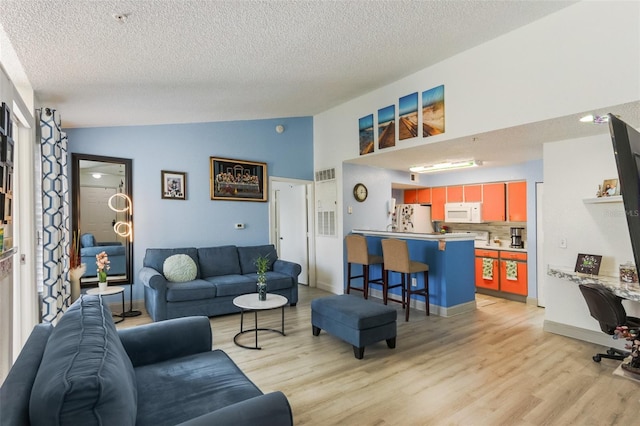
583, 195, 623, 204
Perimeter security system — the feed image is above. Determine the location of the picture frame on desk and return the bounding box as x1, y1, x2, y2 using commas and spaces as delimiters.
575, 253, 602, 276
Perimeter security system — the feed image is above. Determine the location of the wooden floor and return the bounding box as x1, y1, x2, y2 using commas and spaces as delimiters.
119, 286, 639, 425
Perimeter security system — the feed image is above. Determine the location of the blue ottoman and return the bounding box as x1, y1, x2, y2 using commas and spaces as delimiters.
311, 294, 397, 359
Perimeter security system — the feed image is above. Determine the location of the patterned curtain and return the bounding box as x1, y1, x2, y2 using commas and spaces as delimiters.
39, 108, 71, 323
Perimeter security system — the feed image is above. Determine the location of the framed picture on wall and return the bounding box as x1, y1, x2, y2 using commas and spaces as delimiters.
1, 136, 13, 166
161, 170, 187, 200
210, 157, 267, 202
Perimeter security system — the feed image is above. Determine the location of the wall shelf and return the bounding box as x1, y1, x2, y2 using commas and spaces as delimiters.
582, 195, 623, 204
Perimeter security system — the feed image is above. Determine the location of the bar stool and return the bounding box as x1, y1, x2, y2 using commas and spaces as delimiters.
345, 235, 384, 299
381, 239, 430, 321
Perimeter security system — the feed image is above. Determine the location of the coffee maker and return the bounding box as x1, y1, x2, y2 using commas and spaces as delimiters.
510, 227, 524, 248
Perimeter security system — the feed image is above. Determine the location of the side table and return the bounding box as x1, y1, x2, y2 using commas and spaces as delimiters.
232, 293, 288, 350
86, 286, 126, 324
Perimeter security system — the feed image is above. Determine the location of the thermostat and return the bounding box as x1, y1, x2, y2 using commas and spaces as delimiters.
235, 223, 245, 229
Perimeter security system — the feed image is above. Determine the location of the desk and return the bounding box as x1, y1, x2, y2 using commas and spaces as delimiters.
547, 267, 640, 302
86, 286, 126, 324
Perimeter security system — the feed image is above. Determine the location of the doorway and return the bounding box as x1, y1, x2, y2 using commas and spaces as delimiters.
269, 177, 314, 286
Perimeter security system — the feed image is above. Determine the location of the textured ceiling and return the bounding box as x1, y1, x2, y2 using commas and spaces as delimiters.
4, 0, 637, 173
1, 0, 577, 129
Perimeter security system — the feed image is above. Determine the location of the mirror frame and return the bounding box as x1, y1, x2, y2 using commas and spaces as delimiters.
71, 153, 133, 287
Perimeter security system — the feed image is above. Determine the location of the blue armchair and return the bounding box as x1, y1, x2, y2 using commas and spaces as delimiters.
80, 233, 126, 277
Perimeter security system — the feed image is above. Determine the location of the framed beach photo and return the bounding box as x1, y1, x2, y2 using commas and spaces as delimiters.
161, 170, 186, 200
210, 157, 267, 202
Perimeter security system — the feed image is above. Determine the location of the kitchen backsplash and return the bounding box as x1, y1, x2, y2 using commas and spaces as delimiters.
437, 222, 527, 246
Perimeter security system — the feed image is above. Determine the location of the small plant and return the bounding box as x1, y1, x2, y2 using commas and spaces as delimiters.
69, 231, 81, 270
255, 255, 269, 282
96, 251, 110, 283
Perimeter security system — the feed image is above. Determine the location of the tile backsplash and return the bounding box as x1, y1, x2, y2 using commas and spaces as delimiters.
437, 222, 527, 247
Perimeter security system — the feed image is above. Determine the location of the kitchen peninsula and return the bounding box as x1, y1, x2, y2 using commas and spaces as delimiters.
351, 230, 476, 316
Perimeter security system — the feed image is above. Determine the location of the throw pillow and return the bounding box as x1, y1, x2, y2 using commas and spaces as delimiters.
163, 254, 197, 283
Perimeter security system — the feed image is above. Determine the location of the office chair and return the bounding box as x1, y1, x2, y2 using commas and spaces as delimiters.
578, 283, 640, 362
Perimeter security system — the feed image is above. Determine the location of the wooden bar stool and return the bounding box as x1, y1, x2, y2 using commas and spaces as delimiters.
381, 239, 430, 321
345, 235, 384, 299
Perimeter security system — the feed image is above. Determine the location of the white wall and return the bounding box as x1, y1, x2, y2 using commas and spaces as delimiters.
543, 133, 640, 336
313, 1, 640, 293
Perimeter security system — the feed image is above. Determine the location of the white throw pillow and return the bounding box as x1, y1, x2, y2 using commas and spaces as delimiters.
163, 254, 197, 283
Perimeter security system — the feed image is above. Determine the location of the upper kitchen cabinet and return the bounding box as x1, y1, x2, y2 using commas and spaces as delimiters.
482, 183, 506, 221
507, 181, 527, 222
446, 186, 463, 203
463, 185, 482, 202
404, 189, 418, 204
416, 188, 431, 204
431, 187, 446, 221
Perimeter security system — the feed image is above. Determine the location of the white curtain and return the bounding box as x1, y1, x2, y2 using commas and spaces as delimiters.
39, 108, 71, 323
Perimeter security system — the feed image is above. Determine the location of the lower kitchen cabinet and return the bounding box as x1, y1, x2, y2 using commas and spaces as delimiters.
475, 249, 527, 298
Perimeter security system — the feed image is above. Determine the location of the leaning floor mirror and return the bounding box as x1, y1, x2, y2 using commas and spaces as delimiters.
71, 153, 133, 288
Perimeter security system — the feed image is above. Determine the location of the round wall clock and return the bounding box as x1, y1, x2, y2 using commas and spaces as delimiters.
353, 183, 368, 202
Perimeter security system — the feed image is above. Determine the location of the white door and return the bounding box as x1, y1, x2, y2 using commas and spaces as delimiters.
80, 187, 118, 243
272, 180, 310, 285
536, 182, 545, 307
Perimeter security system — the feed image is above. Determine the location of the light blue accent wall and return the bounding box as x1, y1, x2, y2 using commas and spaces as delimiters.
66, 117, 313, 300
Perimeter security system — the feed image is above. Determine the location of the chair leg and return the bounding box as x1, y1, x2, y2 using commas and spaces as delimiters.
363, 265, 369, 299
424, 270, 429, 316
405, 273, 410, 322
401, 273, 406, 309
383, 269, 388, 304
346, 262, 352, 294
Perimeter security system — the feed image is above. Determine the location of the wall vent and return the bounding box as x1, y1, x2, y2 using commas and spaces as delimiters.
315, 168, 336, 182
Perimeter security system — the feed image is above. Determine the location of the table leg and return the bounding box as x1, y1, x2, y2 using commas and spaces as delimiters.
113, 291, 125, 324
254, 311, 259, 349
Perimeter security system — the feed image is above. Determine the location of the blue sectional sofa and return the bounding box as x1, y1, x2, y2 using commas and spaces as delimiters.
0, 295, 293, 426
80, 233, 126, 277
140, 244, 301, 322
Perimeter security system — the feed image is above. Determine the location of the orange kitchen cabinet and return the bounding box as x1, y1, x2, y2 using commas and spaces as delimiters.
403, 189, 417, 204
447, 185, 463, 203
431, 187, 446, 221
475, 249, 499, 291
499, 251, 527, 296
416, 188, 431, 204
507, 181, 527, 222
482, 183, 505, 221
464, 185, 482, 202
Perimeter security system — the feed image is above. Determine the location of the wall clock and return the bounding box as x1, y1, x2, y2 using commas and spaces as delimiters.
353, 183, 368, 202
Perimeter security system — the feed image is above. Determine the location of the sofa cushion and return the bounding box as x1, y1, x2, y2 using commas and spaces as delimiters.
197, 246, 241, 277
134, 349, 263, 426
163, 254, 198, 282
205, 275, 256, 297
29, 295, 137, 426
144, 248, 200, 279
166, 279, 217, 302
80, 233, 95, 248
237, 245, 278, 274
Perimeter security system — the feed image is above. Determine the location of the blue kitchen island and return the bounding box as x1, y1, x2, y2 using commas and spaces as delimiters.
351, 230, 476, 317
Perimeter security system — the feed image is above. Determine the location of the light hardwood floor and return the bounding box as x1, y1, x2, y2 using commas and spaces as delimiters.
118, 286, 639, 425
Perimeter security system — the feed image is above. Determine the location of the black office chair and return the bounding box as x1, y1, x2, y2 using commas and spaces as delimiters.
578, 283, 640, 362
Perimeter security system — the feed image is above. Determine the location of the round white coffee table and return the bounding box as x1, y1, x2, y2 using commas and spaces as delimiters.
86, 286, 126, 324
232, 293, 288, 350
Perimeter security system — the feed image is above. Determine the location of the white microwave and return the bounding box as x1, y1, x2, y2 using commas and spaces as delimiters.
444, 202, 483, 223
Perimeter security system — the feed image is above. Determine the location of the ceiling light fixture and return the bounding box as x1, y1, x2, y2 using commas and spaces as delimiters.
92, 173, 102, 179
410, 160, 481, 174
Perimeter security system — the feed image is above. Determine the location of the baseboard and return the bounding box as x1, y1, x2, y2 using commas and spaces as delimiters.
526, 296, 538, 306
543, 320, 627, 350
367, 288, 476, 317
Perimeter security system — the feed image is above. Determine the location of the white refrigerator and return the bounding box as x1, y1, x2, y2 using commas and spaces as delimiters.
393, 204, 434, 233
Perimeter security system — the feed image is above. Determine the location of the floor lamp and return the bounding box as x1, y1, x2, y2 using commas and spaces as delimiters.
108, 193, 141, 317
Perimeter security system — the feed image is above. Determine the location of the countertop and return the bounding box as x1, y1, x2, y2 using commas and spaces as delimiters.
548, 266, 640, 302
351, 229, 475, 242
473, 242, 527, 253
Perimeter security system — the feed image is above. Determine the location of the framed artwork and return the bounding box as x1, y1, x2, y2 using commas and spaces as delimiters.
210, 157, 267, 202
378, 105, 395, 150
4, 166, 11, 194
0, 102, 7, 135
358, 114, 374, 155
1, 136, 13, 166
601, 178, 619, 197
0, 163, 4, 193
422, 85, 445, 137
575, 253, 602, 275
3, 194, 11, 224
161, 170, 186, 200
399, 92, 418, 140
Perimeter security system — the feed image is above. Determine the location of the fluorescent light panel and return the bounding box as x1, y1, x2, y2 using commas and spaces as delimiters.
410, 160, 480, 173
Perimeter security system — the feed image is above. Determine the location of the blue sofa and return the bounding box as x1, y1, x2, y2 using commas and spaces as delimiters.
140, 244, 301, 322
80, 233, 126, 277
0, 295, 293, 426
